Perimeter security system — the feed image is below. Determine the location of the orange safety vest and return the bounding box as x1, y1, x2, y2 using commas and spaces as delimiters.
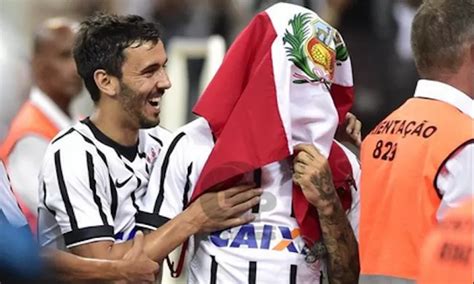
0, 100, 61, 233
359, 97, 474, 280
418, 198, 473, 284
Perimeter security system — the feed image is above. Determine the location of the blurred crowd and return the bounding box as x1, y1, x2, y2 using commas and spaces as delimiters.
0, 0, 421, 140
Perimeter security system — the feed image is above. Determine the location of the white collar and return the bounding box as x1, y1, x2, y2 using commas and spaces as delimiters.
30, 87, 73, 129
414, 79, 474, 119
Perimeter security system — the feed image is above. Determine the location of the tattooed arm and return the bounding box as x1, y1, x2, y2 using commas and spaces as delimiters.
292, 144, 360, 284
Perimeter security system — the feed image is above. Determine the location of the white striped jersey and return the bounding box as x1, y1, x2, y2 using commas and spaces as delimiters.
140, 118, 360, 283
0, 161, 28, 228
37, 118, 170, 249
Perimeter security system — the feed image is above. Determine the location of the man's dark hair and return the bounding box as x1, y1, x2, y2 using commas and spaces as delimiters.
73, 13, 162, 102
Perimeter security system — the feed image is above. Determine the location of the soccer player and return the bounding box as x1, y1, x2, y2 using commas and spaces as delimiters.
141, 3, 360, 283
359, 0, 474, 282
37, 13, 261, 265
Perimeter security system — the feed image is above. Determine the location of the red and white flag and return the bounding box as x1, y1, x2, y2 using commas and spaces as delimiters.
192, 2, 354, 245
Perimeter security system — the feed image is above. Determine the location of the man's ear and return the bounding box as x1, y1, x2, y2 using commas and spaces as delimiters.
94, 69, 119, 98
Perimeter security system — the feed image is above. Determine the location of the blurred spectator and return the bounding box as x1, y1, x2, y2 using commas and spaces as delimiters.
0, 0, 108, 142
0, 18, 83, 232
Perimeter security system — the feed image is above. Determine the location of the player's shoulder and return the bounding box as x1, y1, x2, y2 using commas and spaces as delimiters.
158, 117, 213, 159
172, 117, 213, 144
48, 121, 90, 148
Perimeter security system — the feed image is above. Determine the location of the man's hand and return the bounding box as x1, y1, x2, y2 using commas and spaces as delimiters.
292, 144, 338, 211
115, 231, 159, 283
188, 184, 262, 233
335, 112, 362, 147
292, 143, 360, 284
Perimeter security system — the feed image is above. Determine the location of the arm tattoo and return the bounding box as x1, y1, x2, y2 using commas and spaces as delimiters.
311, 169, 360, 284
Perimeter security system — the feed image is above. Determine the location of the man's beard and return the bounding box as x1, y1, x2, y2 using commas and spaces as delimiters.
118, 82, 160, 129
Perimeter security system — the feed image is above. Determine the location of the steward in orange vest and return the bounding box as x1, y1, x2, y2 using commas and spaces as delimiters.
0, 101, 61, 232
0, 17, 82, 233
359, 0, 474, 281
359, 97, 473, 280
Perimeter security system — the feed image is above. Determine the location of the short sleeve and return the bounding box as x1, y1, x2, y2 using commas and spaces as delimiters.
136, 132, 190, 230
436, 142, 474, 221
40, 137, 114, 248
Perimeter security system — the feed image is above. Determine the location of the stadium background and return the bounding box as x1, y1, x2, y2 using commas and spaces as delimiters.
0, 0, 421, 282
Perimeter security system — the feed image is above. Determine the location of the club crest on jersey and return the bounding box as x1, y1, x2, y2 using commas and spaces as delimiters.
210, 224, 305, 254
146, 146, 160, 164
283, 13, 345, 86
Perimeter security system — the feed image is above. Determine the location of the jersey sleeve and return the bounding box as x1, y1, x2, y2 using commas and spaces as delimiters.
136, 132, 190, 230
436, 142, 474, 221
40, 136, 114, 248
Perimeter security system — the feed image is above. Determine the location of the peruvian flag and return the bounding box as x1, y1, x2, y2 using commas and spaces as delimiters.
191, 3, 354, 245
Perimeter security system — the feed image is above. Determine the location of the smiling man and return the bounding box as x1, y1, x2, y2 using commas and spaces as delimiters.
37, 13, 261, 268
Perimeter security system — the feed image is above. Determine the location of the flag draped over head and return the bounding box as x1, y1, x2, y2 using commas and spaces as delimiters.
191, 3, 354, 246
